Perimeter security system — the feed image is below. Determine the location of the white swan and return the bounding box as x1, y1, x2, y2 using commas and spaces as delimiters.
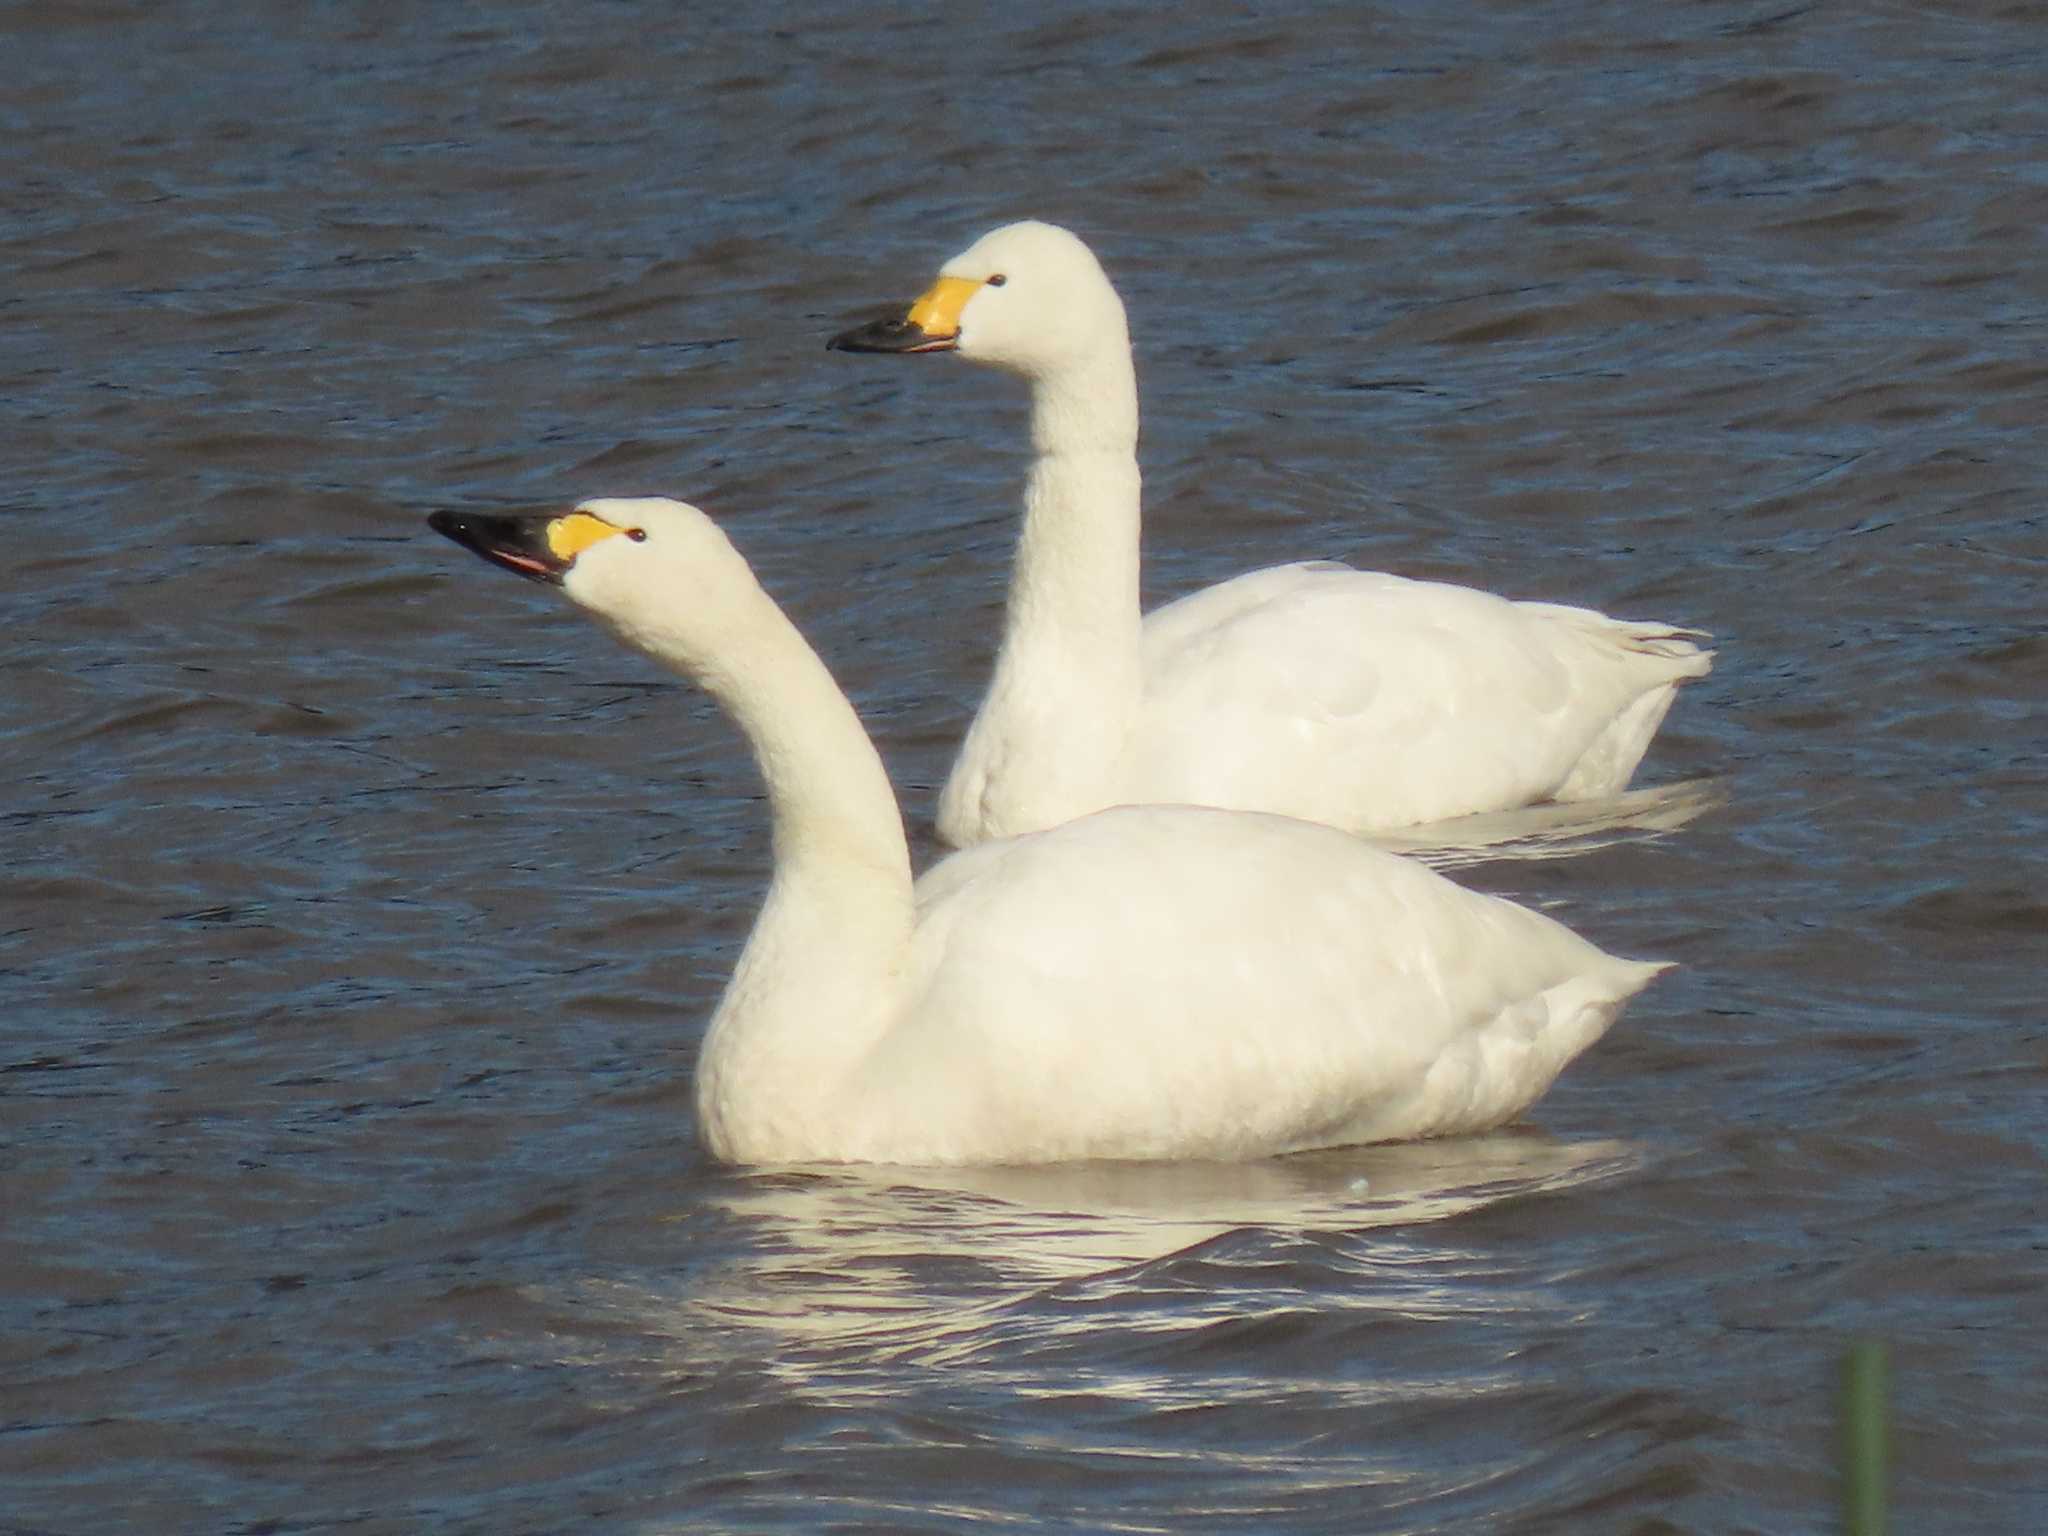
430, 496, 1671, 1167
830, 220, 1714, 848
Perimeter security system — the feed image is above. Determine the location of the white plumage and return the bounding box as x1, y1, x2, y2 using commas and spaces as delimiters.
830, 220, 1713, 848
432, 496, 1670, 1168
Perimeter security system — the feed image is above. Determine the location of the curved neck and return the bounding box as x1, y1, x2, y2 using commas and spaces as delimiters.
602, 581, 915, 1159
706, 620, 912, 894
628, 578, 913, 894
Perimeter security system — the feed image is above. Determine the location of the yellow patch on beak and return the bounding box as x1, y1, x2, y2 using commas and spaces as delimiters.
546, 510, 625, 561
905, 275, 984, 340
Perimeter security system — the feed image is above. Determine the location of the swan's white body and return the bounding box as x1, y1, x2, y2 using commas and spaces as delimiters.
836, 221, 1713, 847
434, 497, 1670, 1168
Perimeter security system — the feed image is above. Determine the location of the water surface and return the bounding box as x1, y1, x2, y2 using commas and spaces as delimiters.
4, 2, 2044, 1530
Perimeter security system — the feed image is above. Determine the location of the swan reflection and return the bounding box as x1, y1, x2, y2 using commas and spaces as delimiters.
1371, 776, 1726, 870
562, 1133, 1644, 1371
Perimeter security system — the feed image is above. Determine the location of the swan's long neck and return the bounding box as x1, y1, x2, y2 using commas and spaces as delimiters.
603, 579, 916, 1161
946, 343, 1144, 839
694, 599, 911, 892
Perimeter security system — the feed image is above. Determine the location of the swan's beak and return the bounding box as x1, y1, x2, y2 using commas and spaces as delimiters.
429, 509, 619, 586
827, 274, 980, 354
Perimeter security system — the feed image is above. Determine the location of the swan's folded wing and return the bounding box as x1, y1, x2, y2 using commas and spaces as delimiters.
888, 805, 1662, 1163
1134, 564, 1602, 826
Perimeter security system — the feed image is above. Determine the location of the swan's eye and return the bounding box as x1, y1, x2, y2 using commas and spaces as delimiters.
986, 273, 1008, 287
625, 528, 647, 543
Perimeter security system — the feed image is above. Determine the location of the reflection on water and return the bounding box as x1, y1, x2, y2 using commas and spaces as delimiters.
1371, 777, 1729, 869
561, 1133, 1643, 1367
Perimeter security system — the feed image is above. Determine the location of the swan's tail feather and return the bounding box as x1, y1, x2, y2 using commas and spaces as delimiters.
1519, 603, 1717, 678
1612, 622, 1715, 675
1547, 957, 1675, 1064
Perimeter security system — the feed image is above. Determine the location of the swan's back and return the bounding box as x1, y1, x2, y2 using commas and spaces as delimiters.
858, 805, 1667, 1164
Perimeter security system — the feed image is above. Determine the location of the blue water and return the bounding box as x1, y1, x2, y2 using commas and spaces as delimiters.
4, 2, 2044, 1530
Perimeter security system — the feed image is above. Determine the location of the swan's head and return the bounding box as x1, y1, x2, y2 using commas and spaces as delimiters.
828, 220, 1128, 380
429, 496, 758, 661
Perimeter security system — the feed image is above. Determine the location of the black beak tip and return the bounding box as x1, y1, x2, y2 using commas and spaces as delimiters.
428, 509, 566, 586
827, 315, 953, 354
